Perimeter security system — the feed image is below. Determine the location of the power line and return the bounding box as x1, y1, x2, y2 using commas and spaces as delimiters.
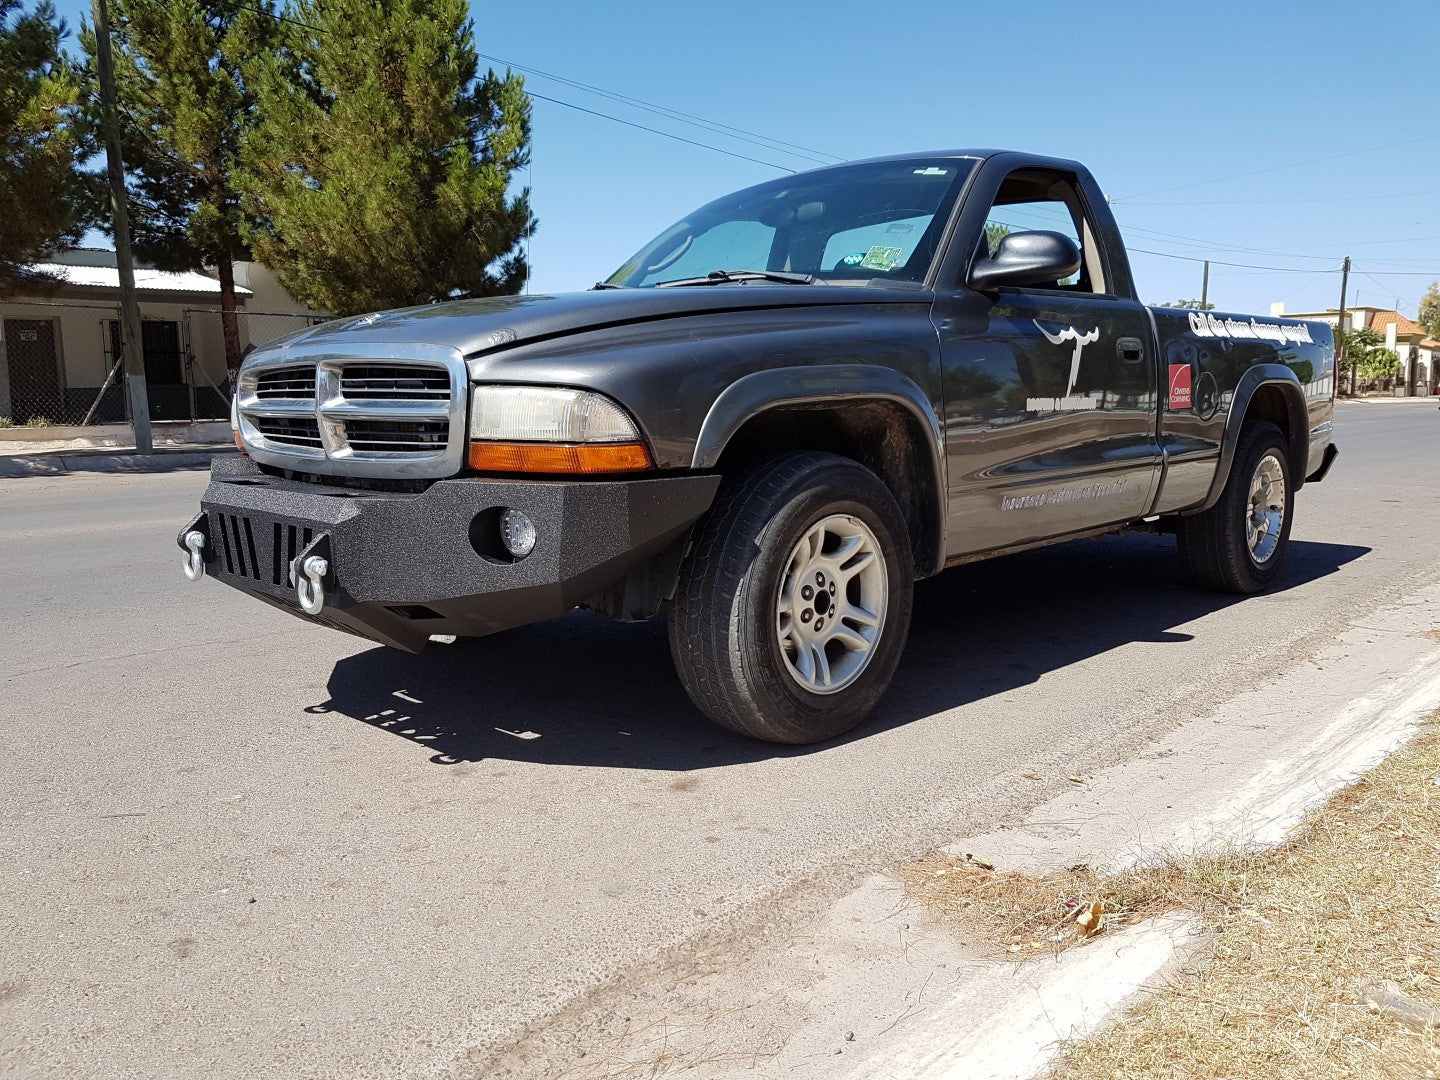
1110, 136, 1429, 203
247, 6, 797, 175
1126, 247, 1341, 274
475, 51, 843, 167
1001, 204, 1440, 277
1118, 188, 1433, 209
525, 92, 794, 173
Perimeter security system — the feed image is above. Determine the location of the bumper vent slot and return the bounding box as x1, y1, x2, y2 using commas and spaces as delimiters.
254, 416, 323, 448
211, 512, 263, 583
339, 364, 450, 400
254, 365, 316, 399
210, 511, 313, 587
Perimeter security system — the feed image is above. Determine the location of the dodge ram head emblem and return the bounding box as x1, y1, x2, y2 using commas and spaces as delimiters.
1026, 321, 1101, 412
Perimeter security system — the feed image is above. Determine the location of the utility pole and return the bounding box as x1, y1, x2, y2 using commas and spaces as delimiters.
1336, 256, 1352, 397
92, 0, 151, 452
1200, 260, 1210, 310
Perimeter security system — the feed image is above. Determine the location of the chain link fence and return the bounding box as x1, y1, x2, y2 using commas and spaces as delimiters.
0, 303, 325, 431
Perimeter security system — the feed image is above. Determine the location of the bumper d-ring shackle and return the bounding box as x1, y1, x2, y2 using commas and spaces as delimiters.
296, 555, 329, 615
182, 530, 206, 581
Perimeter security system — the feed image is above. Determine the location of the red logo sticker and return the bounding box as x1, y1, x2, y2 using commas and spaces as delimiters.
1168, 363, 1193, 410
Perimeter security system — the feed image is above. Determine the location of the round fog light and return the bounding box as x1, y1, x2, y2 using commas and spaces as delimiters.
499, 508, 537, 559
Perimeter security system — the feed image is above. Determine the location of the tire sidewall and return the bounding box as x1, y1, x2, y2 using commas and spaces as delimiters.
735, 462, 913, 742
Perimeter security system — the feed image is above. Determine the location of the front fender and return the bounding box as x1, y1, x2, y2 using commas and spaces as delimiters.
1195, 364, 1309, 512
691, 363, 947, 573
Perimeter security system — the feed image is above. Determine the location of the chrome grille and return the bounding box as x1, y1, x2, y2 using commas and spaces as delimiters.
254, 365, 316, 399
236, 350, 465, 480
254, 416, 323, 448
339, 364, 449, 400
343, 418, 450, 451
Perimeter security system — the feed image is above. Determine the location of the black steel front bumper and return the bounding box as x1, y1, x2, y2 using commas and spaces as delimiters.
178, 457, 721, 652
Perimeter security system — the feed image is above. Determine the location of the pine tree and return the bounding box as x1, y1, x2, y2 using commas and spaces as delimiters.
0, 0, 93, 293
1420, 282, 1440, 340
239, 0, 534, 316
83, 0, 280, 371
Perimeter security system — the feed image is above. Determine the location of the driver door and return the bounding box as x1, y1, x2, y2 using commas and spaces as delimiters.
933, 166, 1161, 557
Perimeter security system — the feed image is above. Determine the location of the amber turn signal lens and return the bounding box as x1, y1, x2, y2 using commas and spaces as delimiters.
467, 441, 653, 474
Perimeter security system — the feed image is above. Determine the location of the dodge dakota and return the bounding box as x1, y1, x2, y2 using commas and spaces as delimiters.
179, 149, 1338, 744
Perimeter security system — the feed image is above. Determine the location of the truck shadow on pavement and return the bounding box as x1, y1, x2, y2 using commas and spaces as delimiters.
310, 533, 1369, 769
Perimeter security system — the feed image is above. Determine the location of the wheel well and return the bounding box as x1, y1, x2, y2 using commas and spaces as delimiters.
713, 401, 940, 575
1243, 384, 1307, 482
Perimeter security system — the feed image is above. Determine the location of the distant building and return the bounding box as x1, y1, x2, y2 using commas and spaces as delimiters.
0, 249, 324, 426
1270, 303, 1437, 396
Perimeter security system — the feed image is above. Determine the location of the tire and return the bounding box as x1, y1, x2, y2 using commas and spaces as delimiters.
668, 452, 914, 744
1177, 421, 1294, 593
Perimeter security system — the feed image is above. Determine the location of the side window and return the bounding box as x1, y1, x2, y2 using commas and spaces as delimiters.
980, 170, 1107, 294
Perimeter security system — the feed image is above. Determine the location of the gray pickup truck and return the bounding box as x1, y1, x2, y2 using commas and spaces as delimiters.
179, 149, 1338, 744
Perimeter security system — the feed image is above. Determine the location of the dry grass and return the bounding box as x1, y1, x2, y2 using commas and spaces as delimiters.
902, 723, 1440, 1079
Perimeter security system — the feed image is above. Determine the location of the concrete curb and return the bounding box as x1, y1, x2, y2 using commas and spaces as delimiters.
1338, 397, 1439, 406
0, 448, 237, 478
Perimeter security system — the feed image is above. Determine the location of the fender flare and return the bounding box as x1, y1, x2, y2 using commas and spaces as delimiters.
1194, 364, 1309, 512
691, 364, 948, 575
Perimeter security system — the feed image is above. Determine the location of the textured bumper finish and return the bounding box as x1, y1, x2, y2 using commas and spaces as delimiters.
185, 457, 720, 651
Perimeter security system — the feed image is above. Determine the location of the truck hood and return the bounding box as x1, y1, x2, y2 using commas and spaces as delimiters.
258, 285, 928, 359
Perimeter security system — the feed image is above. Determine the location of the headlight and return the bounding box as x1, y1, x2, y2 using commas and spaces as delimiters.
229, 390, 245, 453
468, 386, 653, 474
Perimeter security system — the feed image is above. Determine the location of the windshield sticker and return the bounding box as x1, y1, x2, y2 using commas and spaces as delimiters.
858, 245, 904, 271
839, 252, 866, 267
912, 166, 949, 176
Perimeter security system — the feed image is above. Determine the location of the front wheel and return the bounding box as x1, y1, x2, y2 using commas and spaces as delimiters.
1176, 421, 1294, 593
668, 453, 914, 744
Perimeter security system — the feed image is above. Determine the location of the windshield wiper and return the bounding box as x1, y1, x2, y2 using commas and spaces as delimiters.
591, 281, 626, 290
655, 269, 817, 288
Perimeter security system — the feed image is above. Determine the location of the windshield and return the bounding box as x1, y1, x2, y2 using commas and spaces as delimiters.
605, 159, 974, 288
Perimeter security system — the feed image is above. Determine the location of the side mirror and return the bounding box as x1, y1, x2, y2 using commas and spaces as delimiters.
969, 230, 1081, 291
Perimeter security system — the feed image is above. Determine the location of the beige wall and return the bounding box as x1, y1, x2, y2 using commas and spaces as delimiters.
1, 298, 123, 419
232, 261, 326, 350
1, 266, 322, 421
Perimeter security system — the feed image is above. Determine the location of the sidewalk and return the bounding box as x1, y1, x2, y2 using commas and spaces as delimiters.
0, 419, 230, 454
0, 419, 236, 478
0, 443, 238, 478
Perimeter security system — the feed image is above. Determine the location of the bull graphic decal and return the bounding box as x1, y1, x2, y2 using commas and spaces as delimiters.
1034, 320, 1100, 398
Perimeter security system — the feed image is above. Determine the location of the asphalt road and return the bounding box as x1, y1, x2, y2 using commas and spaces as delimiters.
3, 401, 1438, 1080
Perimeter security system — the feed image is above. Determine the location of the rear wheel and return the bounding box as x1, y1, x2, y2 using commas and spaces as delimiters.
669, 452, 913, 744
1177, 421, 1294, 593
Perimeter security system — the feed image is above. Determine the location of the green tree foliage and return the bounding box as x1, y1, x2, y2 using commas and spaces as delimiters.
1339, 326, 1399, 388
1, 0, 93, 293
982, 222, 1009, 257
1420, 281, 1440, 340
239, 0, 535, 316
82, 0, 280, 370
1160, 298, 1215, 311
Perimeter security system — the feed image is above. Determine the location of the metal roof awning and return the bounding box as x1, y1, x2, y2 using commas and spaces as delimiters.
23, 262, 254, 297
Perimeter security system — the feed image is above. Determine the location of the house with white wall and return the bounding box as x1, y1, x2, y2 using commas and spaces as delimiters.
0, 249, 324, 426
1271, 303, 1438, 396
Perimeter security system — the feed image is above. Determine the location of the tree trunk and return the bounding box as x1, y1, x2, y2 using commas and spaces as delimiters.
217, 253, 242, 373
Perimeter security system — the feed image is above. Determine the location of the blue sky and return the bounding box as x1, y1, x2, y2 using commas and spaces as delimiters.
55, 0, 1440, 316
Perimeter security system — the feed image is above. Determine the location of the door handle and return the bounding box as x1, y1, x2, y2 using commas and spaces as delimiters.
1116, 337, 1145, 364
